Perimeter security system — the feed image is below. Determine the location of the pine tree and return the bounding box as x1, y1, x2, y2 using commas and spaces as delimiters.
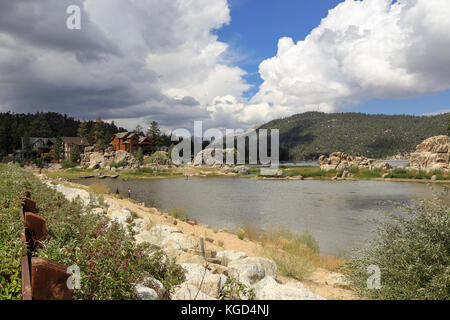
146, 121, 162, 148
21, 128, 33, 160
77, 119, 88, 138
447, 115, 450, 136
135, 125, 144, 136
91, 117, 105, 150
136, 147, 143, 162
70, 144, 80, 163
54, 136, 63, 160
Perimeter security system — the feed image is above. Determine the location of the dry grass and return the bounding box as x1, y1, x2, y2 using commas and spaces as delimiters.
89, 183, 111, 195
169, 206, 186, 220
239, 224, 346, 280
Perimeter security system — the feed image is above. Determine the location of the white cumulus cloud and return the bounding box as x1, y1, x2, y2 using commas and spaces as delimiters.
247, 0, 450, 118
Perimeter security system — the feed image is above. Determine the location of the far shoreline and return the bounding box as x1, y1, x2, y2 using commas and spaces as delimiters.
42, 165, 450, 184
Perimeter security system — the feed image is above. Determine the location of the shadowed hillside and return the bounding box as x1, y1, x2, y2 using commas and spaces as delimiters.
259, 112, 449, 161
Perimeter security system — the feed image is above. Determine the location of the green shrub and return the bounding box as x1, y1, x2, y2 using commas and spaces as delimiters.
135, 147, 143, 162
344, 196, 450, 300
0, 165, 28, 300
0, 164, 185, 300
218, 276, 255, 300
61, 158, 77, 169
138, 167, 154, 174
110, 159, 128, 168
237, 228, 245, 240
146, 151, 168, 164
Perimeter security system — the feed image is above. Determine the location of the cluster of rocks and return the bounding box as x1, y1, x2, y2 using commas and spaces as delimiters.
319, 152, 392, 172
410, 135, 449, 172
191, 148, 251, 175
220, 165, 250, 175
48, 177, 328, 300
80, 147, 141, 170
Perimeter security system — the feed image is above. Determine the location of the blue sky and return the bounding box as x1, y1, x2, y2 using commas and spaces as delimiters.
216, 0, 450, 116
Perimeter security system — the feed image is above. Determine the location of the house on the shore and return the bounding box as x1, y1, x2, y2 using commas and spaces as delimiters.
22, 137, 56, 155
111, 132, 152, 154
61, 137, 90, 159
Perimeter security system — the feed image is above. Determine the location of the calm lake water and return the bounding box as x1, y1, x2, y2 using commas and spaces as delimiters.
78, 177, 444, 255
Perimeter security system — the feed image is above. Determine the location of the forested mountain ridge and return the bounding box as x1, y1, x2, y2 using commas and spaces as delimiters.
0, 112, 125, 157
258, 112, 449, 161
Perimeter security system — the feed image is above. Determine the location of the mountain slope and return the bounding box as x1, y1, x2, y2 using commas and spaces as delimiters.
258, 112, 449, 161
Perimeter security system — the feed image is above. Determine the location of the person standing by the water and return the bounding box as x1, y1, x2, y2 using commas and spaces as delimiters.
116, 187, 119, 195
127, 187, 131, 199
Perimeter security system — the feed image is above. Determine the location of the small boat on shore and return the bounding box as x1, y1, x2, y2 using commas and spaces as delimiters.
98, 174, 120, 179
79, 174, 119, 180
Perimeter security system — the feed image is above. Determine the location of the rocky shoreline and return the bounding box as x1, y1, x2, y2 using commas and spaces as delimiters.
37, 173, 356, 300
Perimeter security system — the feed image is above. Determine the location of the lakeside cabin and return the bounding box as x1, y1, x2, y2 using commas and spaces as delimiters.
21, 136, 91, 158
22, 137, 56, 155
111, 132, 153, 154
61, 137, 90, 159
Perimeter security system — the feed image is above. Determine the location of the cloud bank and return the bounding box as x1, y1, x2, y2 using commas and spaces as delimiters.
251, 0, 450, 115
0, 0, 449, 131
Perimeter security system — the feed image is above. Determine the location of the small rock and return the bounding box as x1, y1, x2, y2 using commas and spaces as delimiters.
431, 175, 437, 181
208, 263, 229, 275
135, 284, 159, 300
90, 207, 104, 215
325, 272, 350, 288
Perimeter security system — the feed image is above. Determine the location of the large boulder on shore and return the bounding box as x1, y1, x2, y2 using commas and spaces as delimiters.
217, 250, 248, 265
228, 257, 278, 280
172, 284, 217, 300
136, 225, 199, 251
252, 277, 325, 300
55, 185, 91, 207
87, 152, 105, 169
184, 274, 228, 297
410, 135, 450, 171
180, 263, 211, 282
226, 256, 278, 285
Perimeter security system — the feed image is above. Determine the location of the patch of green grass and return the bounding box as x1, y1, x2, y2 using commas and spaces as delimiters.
353, 168, 383, 179
384, 168, 450, 180
237, 228, 245, 240
110, 159, 128, 168
46, 168, 95, 179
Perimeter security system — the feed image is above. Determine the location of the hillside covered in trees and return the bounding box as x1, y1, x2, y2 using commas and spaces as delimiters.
259, 112, 449, 161
0, 112, 125, 157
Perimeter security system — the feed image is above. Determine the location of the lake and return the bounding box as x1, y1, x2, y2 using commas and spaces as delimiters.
78, 177, 443, 256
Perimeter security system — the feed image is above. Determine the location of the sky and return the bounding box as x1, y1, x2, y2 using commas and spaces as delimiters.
0, 0, 449, 132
